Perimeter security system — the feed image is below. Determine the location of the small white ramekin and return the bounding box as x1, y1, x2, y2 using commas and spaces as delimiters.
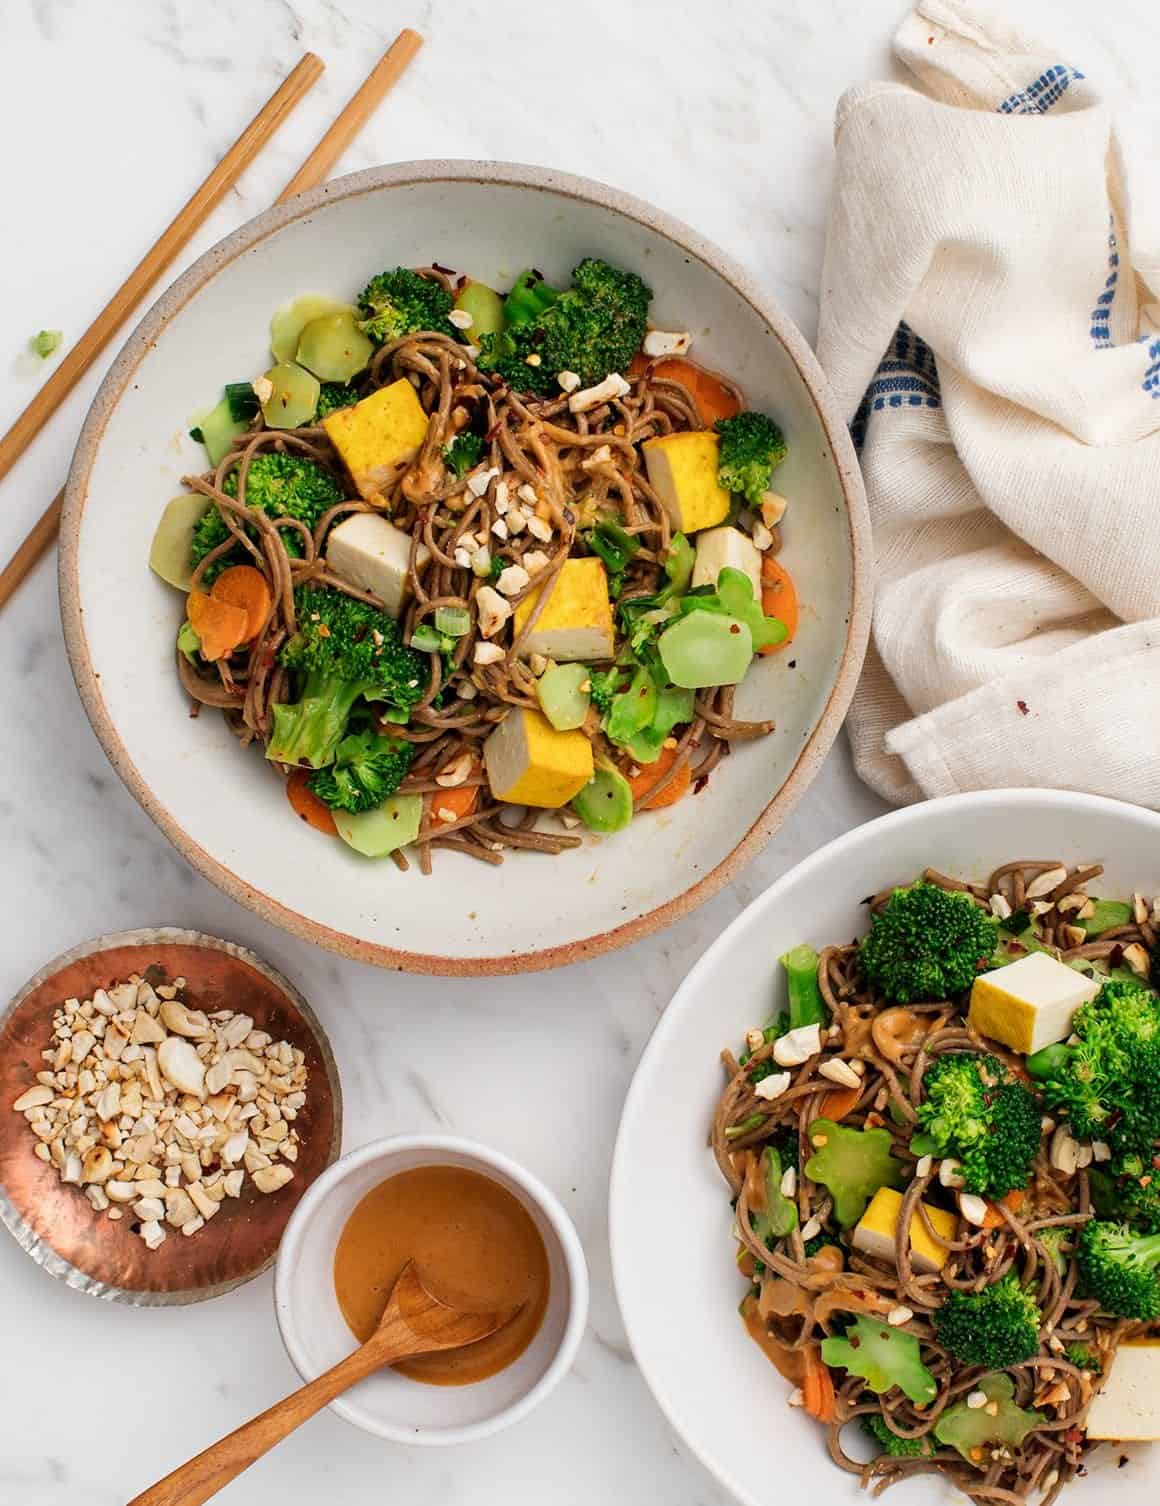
274, 1135, 588, 1444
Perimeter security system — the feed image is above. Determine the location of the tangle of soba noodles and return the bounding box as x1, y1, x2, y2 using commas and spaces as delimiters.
712, 861, 1158, 1506
177, 268, 779, 872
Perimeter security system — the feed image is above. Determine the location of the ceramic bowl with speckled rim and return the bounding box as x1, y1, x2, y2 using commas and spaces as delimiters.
0, 928, 341, 1305
60, 160, 870, 975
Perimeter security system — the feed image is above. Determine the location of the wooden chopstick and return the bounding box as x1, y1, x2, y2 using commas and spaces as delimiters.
0, 54, 324, 492
0, 30, 424, 615
278, 29, 423, 202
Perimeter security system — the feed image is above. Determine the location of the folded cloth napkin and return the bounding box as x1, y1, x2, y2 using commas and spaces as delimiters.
817, 0, 1160, 808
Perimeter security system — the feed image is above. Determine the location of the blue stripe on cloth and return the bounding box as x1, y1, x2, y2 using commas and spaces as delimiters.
851, 323, 941, 451
1089, 219, 1119, 349
1144, 338, 1160, 400
997, 63, 1084, 115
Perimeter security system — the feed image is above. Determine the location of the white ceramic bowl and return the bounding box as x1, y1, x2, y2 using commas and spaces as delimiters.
275, 1135, 587, 1444
59, 159, 870, 975
610, 789, 1160, 1506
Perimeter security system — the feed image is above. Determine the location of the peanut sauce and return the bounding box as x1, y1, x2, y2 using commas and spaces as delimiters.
333, 1165, 550, 1386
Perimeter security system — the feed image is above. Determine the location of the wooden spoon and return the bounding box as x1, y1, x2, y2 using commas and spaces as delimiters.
128, 1262, 511, 1506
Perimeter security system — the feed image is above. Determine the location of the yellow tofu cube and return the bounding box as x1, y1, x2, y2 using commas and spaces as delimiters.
321, 378, 429, 503
1086, 1340, 1160, 1440
969, 951, 1099, 1056
852, 1186, 957, 1274
513, 558, 614, 663
483, 708, 594, 808
642, 431, 731, 534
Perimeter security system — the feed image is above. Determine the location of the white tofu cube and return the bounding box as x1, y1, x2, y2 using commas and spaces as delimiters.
1086, 1341, 1160, 1440
968, 951, 1100, 1056
325, 512, 429, 619
692, 526, 761, 598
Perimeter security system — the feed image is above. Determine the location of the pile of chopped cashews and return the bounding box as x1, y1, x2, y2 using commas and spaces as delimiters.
11, 974, 308, 1251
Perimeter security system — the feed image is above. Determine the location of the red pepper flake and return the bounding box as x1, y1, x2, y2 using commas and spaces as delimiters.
1110, 943, 1124, 968
431, 261, 456, 275
1016, 699, 1030, 715
693, 775, 710, 795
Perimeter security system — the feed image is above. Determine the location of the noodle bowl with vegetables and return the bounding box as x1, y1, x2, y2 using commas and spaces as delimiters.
713, 860, 1160, 1506
149, 256, 800, 872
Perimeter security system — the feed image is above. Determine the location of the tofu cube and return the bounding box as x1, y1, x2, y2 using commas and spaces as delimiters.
968, 951, 1100, 1056
692, 525, 762, 597
1086, 1341, 1160, 1440
321, 378, 429, 502
482, 708, 594, 809
642, 431, 731, 534
513, 558, 614, 663
852, 1186, 957, 1274
325, 512, 429, 619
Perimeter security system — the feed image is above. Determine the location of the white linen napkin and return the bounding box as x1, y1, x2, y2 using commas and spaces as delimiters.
817, 0, 1160, 808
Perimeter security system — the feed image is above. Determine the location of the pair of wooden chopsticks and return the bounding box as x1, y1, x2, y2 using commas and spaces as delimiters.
0, 28, 423, 614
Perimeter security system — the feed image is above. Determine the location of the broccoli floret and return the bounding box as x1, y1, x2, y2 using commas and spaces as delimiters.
477, 257, 651, 393
1064, 1342, 1102, 1373
821, 1315, 937, 1405
191, 453, 345, 582
862, 1415, 935, 1458
1036, 1226, 1072, 1276
916, 1053, 1041, 1198
714, 411, 788, 507
1105, 1152, 1160, 1232
316, 382, 359, 419
307, 729, 414, 813
443, 431, 486, 478
860, 882, 998, 1003
267, 587, 427, 768
804, 1119, 904, 1227
1027, 978, 1160, 1152
934, 1273, 1040, 1367
586, 667, 625, 716
357, 267, 455, 344
1076, 1219, 1160, 1319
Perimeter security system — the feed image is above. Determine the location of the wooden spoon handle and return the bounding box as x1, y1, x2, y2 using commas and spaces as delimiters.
126, 1339, 390, 1506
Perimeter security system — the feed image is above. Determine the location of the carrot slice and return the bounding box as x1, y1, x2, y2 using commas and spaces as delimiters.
187, 589, 249, 661
627, 744, 692, 810
759, 555, 799, 655
210, 565, 272, 643
428, 781, 479, 829
802, 1348, 837, 1422
286, 769, 337, 836
982, 1188, 1025, 1230
818, 1084, 862, 1122
629, 352, 742, 427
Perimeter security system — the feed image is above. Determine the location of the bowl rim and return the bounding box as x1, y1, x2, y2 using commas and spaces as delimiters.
273, 1131, 589, 1444
608, 786, 1160, 1506
59, 157, 872, 976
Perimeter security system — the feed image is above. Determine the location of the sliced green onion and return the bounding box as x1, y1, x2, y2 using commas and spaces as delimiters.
176, 621, 202, 665
434, 605, 470, 638
29, 329, 62, 358
410, 624, 447, 653
724, 1112, 768, 1140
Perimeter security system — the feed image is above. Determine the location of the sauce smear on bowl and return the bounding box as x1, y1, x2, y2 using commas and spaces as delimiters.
333, 1165, 549, 1385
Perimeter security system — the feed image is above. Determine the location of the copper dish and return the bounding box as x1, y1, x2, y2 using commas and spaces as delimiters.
0, 928, 341, 1306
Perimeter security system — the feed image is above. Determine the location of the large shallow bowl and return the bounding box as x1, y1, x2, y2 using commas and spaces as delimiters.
610, 789, 1160, 1506
60, 160, 869, 974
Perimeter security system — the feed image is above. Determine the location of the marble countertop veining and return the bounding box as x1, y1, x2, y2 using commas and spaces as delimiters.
1, 2, 1156, 1501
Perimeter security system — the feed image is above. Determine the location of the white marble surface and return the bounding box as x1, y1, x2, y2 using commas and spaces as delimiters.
1, 2, 1155, 1501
